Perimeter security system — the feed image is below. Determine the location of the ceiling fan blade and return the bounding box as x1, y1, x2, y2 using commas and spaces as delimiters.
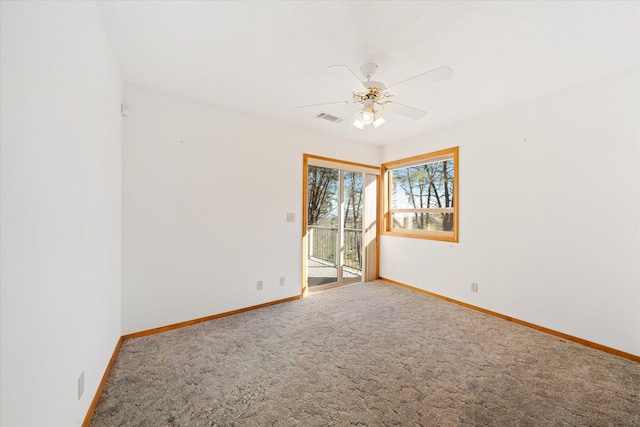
382, 101, 427, 120
328, 64, 367, 93
387, 66, 453, 94
296, 101, 351, 109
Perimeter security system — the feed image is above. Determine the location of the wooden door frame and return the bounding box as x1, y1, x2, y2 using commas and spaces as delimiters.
301, 154, 380, 297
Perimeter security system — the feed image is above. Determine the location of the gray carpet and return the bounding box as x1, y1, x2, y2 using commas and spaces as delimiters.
91, 281, 640, 426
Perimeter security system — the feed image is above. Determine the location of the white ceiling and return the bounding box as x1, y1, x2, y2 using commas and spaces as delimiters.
97, 1, 639, 146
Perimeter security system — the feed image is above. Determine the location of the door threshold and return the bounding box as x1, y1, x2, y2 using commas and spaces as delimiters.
308, 278, 362, 294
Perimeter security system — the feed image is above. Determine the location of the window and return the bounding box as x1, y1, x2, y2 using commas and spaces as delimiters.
381, 147, 458, 242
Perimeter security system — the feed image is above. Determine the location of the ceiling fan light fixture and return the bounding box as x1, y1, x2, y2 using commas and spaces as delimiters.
360, 104, 376, 124
352, 118, 365, 130
373, 115, 385, 128
361, 111, 374, 124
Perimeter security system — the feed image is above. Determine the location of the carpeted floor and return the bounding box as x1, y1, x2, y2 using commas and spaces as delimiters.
90, 280, 640, 426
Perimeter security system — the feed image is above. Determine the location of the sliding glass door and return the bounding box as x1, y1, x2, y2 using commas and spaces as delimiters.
306, 166, 363, 290
302, 154, 378, 295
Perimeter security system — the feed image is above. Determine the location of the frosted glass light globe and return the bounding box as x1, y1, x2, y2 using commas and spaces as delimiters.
361, 111, 374, 124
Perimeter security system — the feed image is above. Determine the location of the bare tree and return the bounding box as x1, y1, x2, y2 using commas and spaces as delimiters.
343, 172, 363, 268
392, 160, 454, 231
307, 166, 338, 226
343, 172, 362, 230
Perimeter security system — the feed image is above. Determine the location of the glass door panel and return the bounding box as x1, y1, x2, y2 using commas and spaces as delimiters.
342, 171, 363, 282
307, 165, 339, 287
306, 165, 364, 290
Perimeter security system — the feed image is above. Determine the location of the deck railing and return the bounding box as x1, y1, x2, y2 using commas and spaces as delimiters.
308, 226, 362, 271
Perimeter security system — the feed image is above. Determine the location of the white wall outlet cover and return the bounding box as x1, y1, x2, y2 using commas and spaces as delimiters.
286, 213, 295, 222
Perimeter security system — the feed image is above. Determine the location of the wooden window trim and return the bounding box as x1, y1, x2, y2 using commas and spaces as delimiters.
381, 147, 459, 242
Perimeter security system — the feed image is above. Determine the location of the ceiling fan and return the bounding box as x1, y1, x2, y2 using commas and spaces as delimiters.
298, 63, 453, 130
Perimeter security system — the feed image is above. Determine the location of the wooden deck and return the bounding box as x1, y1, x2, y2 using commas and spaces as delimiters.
307, 258, 360, 287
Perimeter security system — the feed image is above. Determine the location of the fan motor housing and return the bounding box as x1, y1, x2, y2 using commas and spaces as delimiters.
356, 81, 388, 104
363, 81, 386, 90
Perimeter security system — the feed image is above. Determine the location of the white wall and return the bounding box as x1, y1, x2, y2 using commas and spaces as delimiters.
1, 7, 635, 427
122, 83, 379, 335
380, 68, 640, 356
0, 2, 123, 426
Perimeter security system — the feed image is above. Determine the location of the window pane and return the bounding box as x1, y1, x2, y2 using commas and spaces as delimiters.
307, 166, 339, 228
343, 171, 363, 272
343, 171, 363, 231
391, 212, 455, 232
307, 165, 339, 286
391, 160, 454, 210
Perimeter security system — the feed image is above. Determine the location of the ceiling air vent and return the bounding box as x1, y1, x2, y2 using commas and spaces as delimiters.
315, 112, 344, 124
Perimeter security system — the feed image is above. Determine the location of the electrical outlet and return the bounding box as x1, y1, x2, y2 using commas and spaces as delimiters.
280, 277, 285, 286
78, 371, 84, 400
471, 282, 478, 293
286, 213, 295, 222
257, 280, 263, 291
